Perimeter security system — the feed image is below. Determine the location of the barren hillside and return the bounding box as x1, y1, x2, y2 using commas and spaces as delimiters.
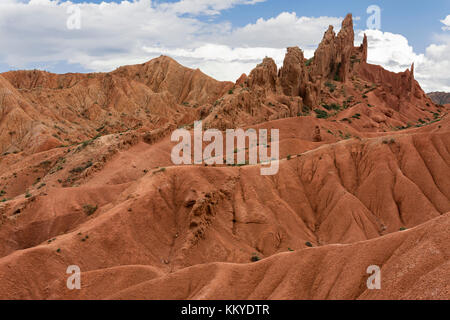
0, 14, 448, 300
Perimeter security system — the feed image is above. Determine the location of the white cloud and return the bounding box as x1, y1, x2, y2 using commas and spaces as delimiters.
0, 1, 337, 82
441, 15, 450, 31
224, 12, 342, 50
357, 30, 450, 92
0, 1, 448, 92
143, 44, 289, 81
358, 30, 425, 72
159, 0, 266, 16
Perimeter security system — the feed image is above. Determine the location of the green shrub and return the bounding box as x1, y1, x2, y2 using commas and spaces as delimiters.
153, 167, 166, 175
305, 242, 313, 247
83, 204, 98, 216
325, 81, 336, 93
314, 109, 329, 119
70, 160, 93, 174
341, 118, 352, 124
334, 73, 340, 82
40, 160, 52, 167
322, 103, 341, 111
251, 253, 260, 262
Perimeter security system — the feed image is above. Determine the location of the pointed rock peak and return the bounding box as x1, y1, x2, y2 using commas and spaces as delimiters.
411, 63, 415, 76
362, 33, 368, 62
280, 47, 305, 74
279, 47, 308, 96
337, 13, 354, 41
248, 57, 278, 90
236, 73, 248, 86
285, 47, 305, 60
325, 25, 335, 37
319, 25, 336, 45
342, 13, 353, 29
259, 57, 277, 68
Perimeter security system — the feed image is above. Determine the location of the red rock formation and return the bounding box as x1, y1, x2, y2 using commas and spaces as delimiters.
311, 25, 337, 81
279, 46, 307, 97
311, 14, 367, 82
0, 56, 233, 154
361, 33, 368, 63
0, 12, 448, 301
247, 57, 278, 92
312, 125, 322, 142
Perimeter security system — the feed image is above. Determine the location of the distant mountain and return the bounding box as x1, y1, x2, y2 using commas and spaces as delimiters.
428, 91, 450, 105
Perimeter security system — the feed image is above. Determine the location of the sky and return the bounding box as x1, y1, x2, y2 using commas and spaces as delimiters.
0, 0, 449, 92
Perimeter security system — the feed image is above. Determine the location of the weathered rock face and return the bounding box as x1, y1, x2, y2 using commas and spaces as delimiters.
206, 13, 438, 129
0, 11, 448, 301
311, 25, 337, 81
357, 62, 432, 107
235, 14, 366, 110
247, 57, 278, 92
310, 14, 367, 82
361, 33, 368, 63
312, 125, 322, 142
0, 56, 233, 154
279, 47, 307, 97
335, 14, 355, 82
112, 56, 232, 105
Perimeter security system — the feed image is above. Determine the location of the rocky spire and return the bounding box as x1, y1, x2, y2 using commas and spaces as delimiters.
362, 34, 368, 62
310, 25, 337, 80
310, 13, 357, 82
247, 57, 278, 91
410, 62, 415, 99
279, 46, 307, 96
336, 13, 355, 81
338, 13, 355, 44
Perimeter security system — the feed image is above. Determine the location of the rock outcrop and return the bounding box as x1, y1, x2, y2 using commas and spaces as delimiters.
279, 47, 308, 97
247, 57, 278, 92
0, 56, 233, 154
310, 14, 366, 82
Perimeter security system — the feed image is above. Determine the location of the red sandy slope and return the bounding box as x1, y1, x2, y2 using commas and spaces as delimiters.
0, 14, 448, 300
